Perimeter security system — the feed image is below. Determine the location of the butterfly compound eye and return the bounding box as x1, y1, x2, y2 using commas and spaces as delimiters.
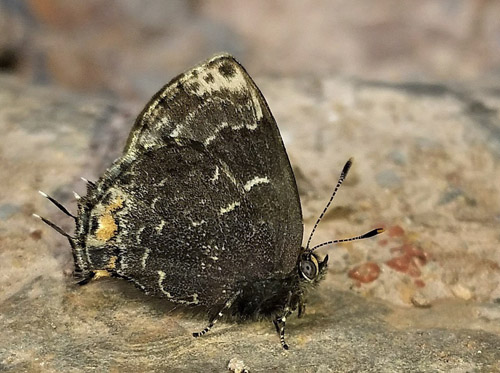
299, 255, 319, 281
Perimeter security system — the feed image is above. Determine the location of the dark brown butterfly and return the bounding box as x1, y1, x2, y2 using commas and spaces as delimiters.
36, 54, 383, 349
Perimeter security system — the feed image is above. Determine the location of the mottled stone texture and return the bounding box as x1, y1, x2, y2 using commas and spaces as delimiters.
1, 74, 500, 371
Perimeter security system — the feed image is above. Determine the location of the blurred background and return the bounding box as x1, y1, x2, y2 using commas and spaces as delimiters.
1, 0, 500, 100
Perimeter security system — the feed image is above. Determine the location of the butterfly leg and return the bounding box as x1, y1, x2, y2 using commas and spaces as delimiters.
193, 291, 241, 338
273, 291, 293, 350
298, 298, 306, 318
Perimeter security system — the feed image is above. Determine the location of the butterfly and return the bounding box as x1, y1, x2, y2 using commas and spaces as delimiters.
36, 53, 383, 349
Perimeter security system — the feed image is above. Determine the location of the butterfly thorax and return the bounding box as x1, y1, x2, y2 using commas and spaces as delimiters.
230, 251, 328, 319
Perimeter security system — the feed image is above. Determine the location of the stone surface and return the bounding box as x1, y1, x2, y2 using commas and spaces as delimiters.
1, 73, 500, 371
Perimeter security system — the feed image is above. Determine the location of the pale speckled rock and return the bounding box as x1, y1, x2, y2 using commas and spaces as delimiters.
1, 74, 500, 371
263, 76, 500, 307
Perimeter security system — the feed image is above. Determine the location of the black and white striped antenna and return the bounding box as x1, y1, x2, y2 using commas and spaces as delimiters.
305, 158, 384, 251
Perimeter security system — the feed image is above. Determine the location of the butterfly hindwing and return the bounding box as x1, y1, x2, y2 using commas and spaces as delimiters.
79, 138, 282, 304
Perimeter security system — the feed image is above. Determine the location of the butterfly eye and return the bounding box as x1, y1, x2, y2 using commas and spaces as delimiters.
299, 257, 319, 281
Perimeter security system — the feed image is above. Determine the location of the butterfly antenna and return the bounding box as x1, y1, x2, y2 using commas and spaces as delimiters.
38, 191, 77, 221
310, 228, 385, 252
32, 213, 75, 240
305, 158, 353, 250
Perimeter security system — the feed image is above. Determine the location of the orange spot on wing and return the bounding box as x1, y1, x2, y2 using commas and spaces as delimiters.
95, 196, 124, 242
107, 256, 117, 269
96, 214, 117, 241
106, 196, 124, 211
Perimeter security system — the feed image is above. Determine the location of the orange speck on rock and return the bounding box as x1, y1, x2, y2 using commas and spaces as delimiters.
378, 239, 388, 246
348, 262, 381, 283
387, 256, 422, 277
388, 225, 405, 237
386, 244, 428, 277
30, 229, 43, 240
414, 279, 426, 288
406, 259, 422, 277
390, 244, 428, 263
386, 256, 410, 273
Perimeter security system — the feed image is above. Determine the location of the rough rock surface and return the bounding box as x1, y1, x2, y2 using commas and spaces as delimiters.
1, 74, 499, 371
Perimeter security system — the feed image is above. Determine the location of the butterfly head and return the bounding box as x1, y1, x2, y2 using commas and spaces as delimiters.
298, 250, 328, 283
298, 158, 385, 285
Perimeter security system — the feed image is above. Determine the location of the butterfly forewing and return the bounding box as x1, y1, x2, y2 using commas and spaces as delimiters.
77, 55, 303, 306
123, 54, 303, 278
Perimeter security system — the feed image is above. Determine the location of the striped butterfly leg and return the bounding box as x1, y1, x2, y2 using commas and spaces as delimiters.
273, 291, 293, 350
193, 291, 241, 338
